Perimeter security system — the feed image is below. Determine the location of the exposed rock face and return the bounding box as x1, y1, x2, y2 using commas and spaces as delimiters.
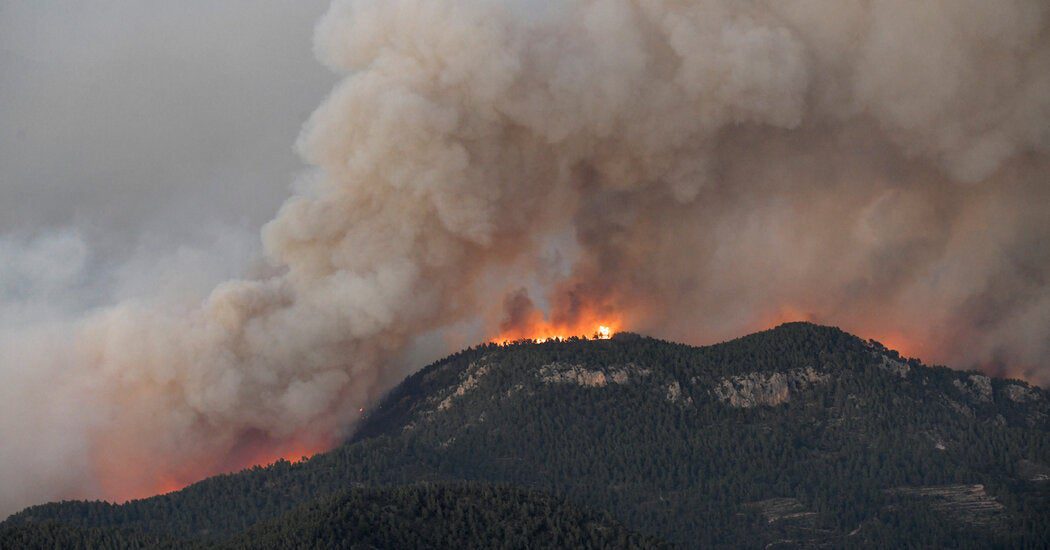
876, 354, 911, 378
886, 485, 1005, 527
436, 361, 491, 411
537, 362, 649, 387
1002, 383, 1040, 403
713, 367, 827, 408
665, 380, 693, 406
746, 498, 836, 547
666, 381, 682, 401
864, 340, 910, 378
954, 375, 993, 403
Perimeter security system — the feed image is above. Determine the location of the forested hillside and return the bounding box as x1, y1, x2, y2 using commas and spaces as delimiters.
1, 483, 654, 549
4, 323, 1049, 548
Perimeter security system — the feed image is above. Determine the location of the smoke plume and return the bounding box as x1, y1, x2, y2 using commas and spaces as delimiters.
2, 0, 1049, 516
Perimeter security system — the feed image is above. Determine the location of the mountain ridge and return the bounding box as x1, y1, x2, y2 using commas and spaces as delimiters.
4, 322, 1049, 548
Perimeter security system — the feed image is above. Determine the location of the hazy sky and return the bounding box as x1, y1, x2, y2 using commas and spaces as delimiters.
0, 0, 1047, 519
0, 1, 332, 265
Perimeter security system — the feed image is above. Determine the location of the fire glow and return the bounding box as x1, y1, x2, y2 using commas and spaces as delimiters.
492, 318, 621, 344
95, 437, 326, 503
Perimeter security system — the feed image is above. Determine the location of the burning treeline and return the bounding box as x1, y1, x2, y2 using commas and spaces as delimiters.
2, 0, 1050, 516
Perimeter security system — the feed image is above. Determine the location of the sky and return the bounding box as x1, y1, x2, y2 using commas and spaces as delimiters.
0, 0, 335, 515
0, 0, 332, 276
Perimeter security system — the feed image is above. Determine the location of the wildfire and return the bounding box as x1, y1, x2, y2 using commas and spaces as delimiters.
492, 317, 622, 344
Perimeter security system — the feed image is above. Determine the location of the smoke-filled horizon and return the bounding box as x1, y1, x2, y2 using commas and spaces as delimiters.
2, 0, 1049, 518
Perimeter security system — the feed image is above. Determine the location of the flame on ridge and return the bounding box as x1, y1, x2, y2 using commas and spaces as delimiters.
492, 316, 622, 344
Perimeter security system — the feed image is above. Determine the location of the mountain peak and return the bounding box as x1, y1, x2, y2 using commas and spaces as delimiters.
5, 324, 1048, 548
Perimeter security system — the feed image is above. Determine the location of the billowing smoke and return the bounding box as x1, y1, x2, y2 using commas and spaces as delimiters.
3, 0, 1049, 517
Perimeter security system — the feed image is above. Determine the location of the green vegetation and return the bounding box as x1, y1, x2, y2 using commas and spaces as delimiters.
225, 482, 660, 549
1, 483, 654, 549
0, 521, 171, 550
4, 323, 1048, 548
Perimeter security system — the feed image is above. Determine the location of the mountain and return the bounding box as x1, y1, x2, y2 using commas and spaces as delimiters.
1, 483, 656, 549
4, 323, 1049, 548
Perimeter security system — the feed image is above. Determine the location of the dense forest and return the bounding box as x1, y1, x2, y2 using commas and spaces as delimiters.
1, 483, 656, 549
4, 323, 1049, 548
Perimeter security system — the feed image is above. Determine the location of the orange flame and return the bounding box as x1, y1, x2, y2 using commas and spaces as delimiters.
492, 314, 622, 344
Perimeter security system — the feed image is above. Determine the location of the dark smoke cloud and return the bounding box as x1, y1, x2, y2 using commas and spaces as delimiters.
2, 0, 1048, 518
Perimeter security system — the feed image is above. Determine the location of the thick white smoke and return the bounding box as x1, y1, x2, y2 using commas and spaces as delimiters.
2, 0, 1049, 516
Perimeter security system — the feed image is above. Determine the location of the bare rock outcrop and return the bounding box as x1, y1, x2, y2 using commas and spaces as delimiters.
1002, 383, 1040, 403
876, 354, 911, 378
713, 367, 827, 408
954, 375, 993, 403
886, 484, 1005, 527
537, 362, 649, 387
665, 380, 693, 407
435, 361, 491, 411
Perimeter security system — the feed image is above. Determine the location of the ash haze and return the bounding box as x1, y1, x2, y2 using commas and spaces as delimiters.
2, 0, 1049, 519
